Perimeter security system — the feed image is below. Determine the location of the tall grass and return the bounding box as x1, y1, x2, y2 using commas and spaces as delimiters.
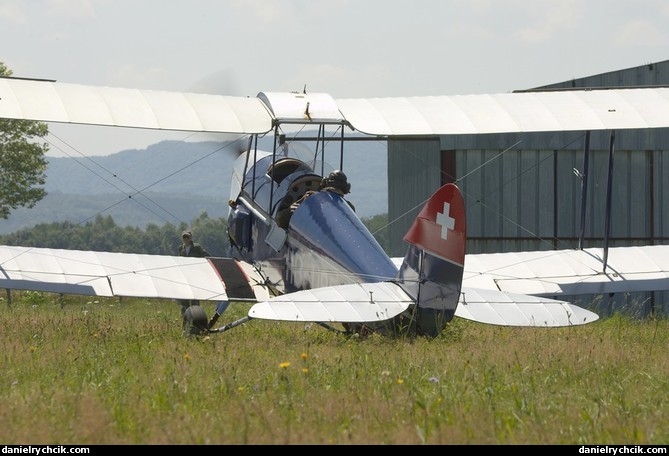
1, 293, 667, 445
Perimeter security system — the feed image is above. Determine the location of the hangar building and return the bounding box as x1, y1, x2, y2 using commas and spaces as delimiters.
387, 60, 669, 317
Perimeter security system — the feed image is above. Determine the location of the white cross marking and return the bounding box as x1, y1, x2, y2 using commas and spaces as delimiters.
436, 202, 455, 240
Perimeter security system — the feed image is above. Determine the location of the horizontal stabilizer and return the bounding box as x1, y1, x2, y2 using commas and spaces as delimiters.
248, 282, 412, 323
456, 287, 599, 327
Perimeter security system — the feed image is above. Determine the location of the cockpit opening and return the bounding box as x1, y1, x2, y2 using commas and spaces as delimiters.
267, 158, 310, 184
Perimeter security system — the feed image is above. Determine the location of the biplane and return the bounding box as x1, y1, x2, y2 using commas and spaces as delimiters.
2, 76, 669, 338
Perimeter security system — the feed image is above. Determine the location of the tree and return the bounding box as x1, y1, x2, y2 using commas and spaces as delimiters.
0, 62, 50, 219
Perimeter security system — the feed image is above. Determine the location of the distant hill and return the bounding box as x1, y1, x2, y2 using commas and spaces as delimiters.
1, 138, 388, 234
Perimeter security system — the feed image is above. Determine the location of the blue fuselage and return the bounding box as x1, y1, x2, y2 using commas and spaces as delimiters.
227, 154, 397, 295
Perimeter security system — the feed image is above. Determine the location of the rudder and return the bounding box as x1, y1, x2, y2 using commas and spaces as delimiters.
396, 183, 467, 337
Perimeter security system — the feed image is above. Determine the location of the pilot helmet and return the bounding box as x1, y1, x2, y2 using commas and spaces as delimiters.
322, 170, 351, 194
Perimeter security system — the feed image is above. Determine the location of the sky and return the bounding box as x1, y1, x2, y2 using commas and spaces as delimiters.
2, 0, 669, 156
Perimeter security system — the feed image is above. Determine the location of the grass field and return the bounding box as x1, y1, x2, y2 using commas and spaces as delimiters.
1, 292, 668, 445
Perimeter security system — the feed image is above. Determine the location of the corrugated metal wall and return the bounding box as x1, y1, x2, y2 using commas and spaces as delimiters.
387, 60, 669, 317
387, 138, 442, 257
540, 60, 668, 89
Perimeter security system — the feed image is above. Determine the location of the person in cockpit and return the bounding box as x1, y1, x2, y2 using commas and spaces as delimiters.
318, 170, 355, 212
276, 170, 355, 229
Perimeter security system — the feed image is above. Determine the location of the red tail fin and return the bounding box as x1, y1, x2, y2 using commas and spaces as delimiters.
403, 183, 466, 266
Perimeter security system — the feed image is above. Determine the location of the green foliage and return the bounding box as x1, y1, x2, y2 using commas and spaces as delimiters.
362, 213, 390, 252
0, 62, 50, 219
181, 212, 232, 256
0, 191, 230, 235
1, 297, 667, 444
19, 290, 50, 307
0, 212, 232, 256
0, 211, 388, 257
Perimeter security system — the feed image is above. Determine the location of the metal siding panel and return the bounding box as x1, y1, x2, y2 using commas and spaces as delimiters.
657, 150, 669, 239
459, 149, 485, 240
555, 150, 580, 241
519, 151, 536, 238
517, 150, 553, 239
537, 150, 556, 238
502, 151, 520, 238
388, 139, 440, 256
601, 150, 650, 239
587, 151, 610, 239
537, 60, 669, 91
399, 138, 669, 254
482, 149, 503, 238
629, 151, 650, 238
441, 130, 669, 151
610, 152, 631, 238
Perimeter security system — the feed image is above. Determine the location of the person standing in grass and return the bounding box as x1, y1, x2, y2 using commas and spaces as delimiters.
177, 230, 210, 316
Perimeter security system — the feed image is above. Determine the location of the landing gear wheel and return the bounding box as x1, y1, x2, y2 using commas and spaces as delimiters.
182, 305, 208, 337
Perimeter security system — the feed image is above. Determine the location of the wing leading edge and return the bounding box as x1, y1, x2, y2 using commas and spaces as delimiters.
0, 78, 273, 134
336, 87, 669, 136
3, 78, 669, 137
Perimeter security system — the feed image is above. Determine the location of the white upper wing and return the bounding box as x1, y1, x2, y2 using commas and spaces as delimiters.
336, 88, 669, 135
3, 79, 669, 136
0, 78, 273, 134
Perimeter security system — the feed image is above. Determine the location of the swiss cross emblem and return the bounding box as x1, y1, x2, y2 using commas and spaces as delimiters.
436, 202, 455, 240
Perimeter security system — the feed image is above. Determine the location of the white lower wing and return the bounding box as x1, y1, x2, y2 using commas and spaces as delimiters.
248, 282, 412, 323
463, 245, 669, 296
0, 245, 263, 301
457, 287, 599, 327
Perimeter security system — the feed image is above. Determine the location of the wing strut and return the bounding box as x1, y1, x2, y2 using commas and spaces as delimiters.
208, 316, 252, 333
603, 130, 615, 271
